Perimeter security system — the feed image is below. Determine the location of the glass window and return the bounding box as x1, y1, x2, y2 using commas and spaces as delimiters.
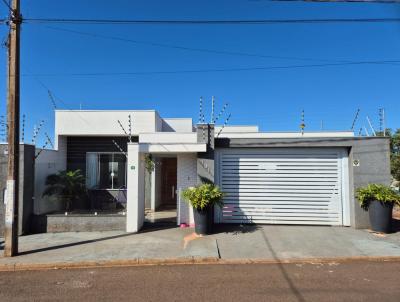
86, 153, 127, 190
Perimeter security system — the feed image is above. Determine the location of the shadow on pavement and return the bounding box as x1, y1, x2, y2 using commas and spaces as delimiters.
212, 223, 261, 235
391, 218, 400, 233
17, 232, 135, 256
260, 228, 306, 302
140, 222, 178, 233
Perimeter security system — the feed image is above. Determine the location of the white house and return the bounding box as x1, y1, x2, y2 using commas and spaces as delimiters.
33, 109, 391, 233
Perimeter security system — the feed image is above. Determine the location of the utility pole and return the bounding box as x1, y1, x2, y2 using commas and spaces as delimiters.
4, 0, 21, 257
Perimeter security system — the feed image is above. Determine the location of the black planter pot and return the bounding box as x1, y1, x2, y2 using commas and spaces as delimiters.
368, 200, 393, 233
193, 207, 209, 235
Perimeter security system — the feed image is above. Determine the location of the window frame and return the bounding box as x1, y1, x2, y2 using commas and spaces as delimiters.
86, 152, 127, 190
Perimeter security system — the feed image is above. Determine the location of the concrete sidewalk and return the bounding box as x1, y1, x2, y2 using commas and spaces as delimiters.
1, 225, 400, 270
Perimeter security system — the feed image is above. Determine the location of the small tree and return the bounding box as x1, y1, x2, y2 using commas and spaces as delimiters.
43, 170, 87, 211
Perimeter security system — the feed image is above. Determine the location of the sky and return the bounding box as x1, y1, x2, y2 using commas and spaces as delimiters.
1, 0, 400, 146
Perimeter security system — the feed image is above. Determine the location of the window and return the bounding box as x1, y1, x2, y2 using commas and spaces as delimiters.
86, 153, 127, 190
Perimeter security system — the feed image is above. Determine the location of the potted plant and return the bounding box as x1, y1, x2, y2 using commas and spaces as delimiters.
181, 183, 224, 235
43, 170, 87, 212
356, 184, 400, 233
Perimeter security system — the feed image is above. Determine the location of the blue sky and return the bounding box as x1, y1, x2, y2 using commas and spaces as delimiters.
1, 0, 400, 145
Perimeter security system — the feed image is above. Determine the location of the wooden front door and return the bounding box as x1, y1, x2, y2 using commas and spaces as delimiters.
161, 158, 177, 206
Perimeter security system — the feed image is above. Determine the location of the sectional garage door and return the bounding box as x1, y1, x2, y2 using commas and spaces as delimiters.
215, 148, 349, 226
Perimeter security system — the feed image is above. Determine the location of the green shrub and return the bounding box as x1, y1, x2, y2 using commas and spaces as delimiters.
43, 169, 87, 211
181, 183, 224, 210
356, 184, 400, 210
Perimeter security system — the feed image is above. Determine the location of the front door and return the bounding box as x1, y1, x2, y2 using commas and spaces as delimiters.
161, 158, 177, 206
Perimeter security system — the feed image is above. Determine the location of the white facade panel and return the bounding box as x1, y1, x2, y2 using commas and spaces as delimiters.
215, 148, 350, 226
162, 118, 193, 132
55, 110, 158, 136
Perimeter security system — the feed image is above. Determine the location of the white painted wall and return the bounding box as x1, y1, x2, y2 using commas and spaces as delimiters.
126, 143, 145, 232
177, 153, 197, 225
139, 132, 198, 144
34, 149, 66, 214
162, 118, 193, 132
55, 110, 159, 137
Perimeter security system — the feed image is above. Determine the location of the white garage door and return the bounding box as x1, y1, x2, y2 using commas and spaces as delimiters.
215, 148, 349, 226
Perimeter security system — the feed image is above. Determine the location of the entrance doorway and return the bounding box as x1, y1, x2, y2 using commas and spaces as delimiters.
145, 157, 177, 227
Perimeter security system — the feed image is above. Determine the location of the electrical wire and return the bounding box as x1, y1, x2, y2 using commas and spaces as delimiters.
0, 0, 12, 12
44, 26, 377, 64
23, 17, 400, 25
20, 60, 400, 77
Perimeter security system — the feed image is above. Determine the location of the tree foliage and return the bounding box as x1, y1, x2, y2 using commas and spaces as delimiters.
377, 129, 400, 181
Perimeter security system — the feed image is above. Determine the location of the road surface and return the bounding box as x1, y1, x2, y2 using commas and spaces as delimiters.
1, 261, 399, 301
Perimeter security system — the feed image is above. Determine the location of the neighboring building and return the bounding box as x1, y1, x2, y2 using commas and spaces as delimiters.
29, 109, 390, 233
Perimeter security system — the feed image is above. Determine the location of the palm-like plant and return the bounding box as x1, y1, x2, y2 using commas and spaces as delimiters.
43, 170, 87, 211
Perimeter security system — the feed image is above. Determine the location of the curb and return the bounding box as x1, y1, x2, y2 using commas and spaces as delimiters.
1, 255, 400, 272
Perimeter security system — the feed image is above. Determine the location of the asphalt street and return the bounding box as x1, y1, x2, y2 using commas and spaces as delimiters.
0, 261, 399, 302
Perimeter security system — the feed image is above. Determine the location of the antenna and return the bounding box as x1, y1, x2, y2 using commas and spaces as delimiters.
0, 115, 7, 142
32, 120, 44, 145
112, 139, 127, 158
44, 132, 54, 149
35, 140, 50, 159
379, 108, 386, 136
320, 120, 324, 131
48, 90, 57, 110
366, 116, 376, 136
21, 114, 25, 143
300, 110, 305, 135
214, 103, 228, 124
211, 96, 215, 124
117, 120, 128, 136
382, 108, 386, 137
350, 108, 360, 130
198, 96, 203, 123
128, 114, 132, 142
364, 126, 370, 137
216, 113, 232, 138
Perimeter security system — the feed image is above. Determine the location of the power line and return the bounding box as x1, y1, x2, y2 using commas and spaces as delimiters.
23, 17, 400, 25
0, 0, 12, 12
45, 26, 352, 63
20, 60, 400, 77
272, 0, 400, 3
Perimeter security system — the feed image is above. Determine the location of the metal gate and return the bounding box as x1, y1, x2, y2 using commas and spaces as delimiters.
215, 148, 349, 226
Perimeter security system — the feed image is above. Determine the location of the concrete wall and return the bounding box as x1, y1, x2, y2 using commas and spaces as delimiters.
196, 124, 215, 184
32, 214, 125, 233
177, 153, 197, 225
215, 136, 391, 229
350, 139, 391, 228
34, 149, 66, 215
0, 144, 35, 235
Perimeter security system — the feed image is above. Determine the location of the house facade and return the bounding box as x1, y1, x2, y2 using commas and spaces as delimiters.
32, 109, 391, 232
